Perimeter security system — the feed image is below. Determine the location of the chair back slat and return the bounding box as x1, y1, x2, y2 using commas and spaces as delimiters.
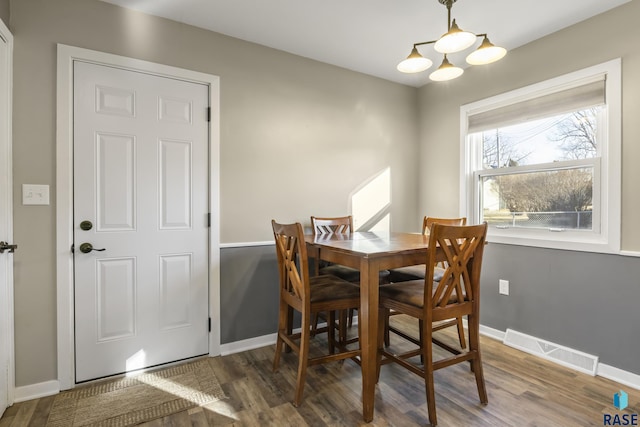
423, 217, 467, 271
422, 216, 466, 234
311, 216, 353, 235
427, 223, 487, 310
272, 221, 310, 303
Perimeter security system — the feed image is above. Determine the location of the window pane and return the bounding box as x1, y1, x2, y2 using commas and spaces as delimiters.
479, 107, 602, 169
481, 167, 593, 230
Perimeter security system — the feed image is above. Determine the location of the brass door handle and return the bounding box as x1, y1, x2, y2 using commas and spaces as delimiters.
79, 243, 106, 254
0, 241, 17, 254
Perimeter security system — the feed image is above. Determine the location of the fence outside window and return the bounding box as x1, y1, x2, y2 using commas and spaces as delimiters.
484, 210, 593, 230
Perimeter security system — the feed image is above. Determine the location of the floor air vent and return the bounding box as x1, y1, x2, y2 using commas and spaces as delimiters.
503, 329, 598, 376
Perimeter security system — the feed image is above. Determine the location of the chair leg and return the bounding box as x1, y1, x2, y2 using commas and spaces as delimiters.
338, 310, 347, 344
472, 355, 488, 404
456, 317, 466, 349
273, 333, 283, 372
310, 313, 318, 336
376, 307, 386, 382
347, 307, 359, 328
273, 302, 289, 371
468, 313, 488, 404
285, 306, 294, 353
422, 325, 437, 426
293, 311, 311, 407
383, 308, 390, 347
328, 310, 336, 354
418, 319, 424, 364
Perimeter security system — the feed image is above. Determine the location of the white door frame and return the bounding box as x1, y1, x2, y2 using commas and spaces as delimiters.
56, 44, 221, 390
0, 17, 14, 412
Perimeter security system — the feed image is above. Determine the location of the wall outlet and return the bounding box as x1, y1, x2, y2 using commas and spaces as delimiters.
499, 279, 510, 295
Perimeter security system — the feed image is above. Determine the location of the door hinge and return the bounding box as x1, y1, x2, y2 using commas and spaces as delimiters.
206, 107, 211, 122
208, 317, 211, 332
207, 213, 211, 227
71, 243, 75, 253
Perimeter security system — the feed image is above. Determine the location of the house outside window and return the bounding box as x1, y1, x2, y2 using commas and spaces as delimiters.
460, 59, 621, 253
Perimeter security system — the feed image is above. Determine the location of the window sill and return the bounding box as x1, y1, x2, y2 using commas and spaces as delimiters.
487, 229, 619, 254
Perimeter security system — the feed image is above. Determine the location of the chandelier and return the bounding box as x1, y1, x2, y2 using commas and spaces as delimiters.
397, 0, 506, 82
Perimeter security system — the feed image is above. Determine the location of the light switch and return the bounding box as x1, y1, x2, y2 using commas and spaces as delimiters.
23, 184, 50, 205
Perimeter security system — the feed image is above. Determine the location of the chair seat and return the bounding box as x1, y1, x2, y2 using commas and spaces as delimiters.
380, 280, 465, 308
388, 265, 445, 283
319, 264, 390, 284
310, 275, 361, 302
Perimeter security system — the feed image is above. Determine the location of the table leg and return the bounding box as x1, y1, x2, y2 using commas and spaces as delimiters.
359, 257, 379, 422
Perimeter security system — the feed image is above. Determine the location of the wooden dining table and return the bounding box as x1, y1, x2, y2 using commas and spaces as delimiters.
305, 231, 433, 422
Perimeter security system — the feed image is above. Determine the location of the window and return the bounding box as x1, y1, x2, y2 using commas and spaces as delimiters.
460, 59, 621, 253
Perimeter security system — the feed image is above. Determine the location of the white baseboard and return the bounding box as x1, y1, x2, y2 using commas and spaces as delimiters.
14, 380, 59, 403
479, 324, 506, 341
220, 333, 278, 356
458, 319, 638, 390
597, 363, 640, 390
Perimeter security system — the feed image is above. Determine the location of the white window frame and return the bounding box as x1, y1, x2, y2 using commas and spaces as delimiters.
460, 59, 621, 253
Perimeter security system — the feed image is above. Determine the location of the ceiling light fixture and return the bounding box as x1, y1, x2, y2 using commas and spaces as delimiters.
397, 0, 506, 82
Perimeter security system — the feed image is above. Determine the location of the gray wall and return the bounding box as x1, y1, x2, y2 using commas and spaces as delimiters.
220, 245, 279, 343
9, 0, 419, 387
482, 244, 640, 373
418, 1, 640, 375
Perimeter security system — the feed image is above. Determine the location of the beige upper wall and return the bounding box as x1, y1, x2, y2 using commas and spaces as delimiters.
0, 0, 7, 26
418, 0, 640, 251
9, 0, 419, 386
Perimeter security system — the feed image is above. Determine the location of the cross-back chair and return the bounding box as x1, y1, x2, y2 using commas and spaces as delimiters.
271, 220, 361, 407
310, 215, 390, 335
387, 216, 467, 348
310, 215, 360, 281
377, 222, 489, 426
311, 215, 354, 235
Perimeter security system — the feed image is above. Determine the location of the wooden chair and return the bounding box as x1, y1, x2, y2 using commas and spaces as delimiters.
271, 220, 361, 407
387, 216, 467, 348
310, 215, 359, 281
310, 215, 390, 334
377, 222, 489, 426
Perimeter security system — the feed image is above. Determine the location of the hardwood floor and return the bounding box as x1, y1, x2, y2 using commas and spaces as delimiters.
1, 315, 637, 426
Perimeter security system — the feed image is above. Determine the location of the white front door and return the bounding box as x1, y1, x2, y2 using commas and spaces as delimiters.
0, 17, 13, 417
73, 61, 210, 382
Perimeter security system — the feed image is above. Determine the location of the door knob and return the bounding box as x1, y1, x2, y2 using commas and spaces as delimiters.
80, 220, 93, 231
79, 243, 106, 254
0, 241, 17, 254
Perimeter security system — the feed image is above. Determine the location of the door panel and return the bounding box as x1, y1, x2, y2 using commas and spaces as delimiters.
73, 61, 209, 382
96, 132, 136, 231
159, 139, 192, 229
96, 257, 136, 341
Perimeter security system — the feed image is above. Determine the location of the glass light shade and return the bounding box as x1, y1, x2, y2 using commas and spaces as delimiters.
397, 47, 433, 73
434, 19, 477, 54
466, 36, 507, 65
429, 56, 464, 81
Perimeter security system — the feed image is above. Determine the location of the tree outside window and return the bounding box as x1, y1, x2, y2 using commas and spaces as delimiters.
477, 107, 602, 231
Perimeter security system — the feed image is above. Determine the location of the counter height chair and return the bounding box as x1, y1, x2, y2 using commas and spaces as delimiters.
377, 222, 489, 426
311, 215, 359, 281
272, 220, 361, 407
386, 216, 467, 349
310, 215, 390, 337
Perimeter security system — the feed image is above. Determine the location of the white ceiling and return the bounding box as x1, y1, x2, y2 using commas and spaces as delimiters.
99, 0, 629, 87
